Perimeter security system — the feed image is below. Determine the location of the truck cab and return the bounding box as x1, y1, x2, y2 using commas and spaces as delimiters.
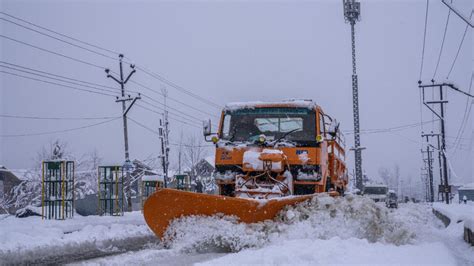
203, 100, 347, 199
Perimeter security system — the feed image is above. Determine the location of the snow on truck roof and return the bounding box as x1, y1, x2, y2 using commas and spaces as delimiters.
224, 99, 318, 111
364, 184, 388, 188
142, 174, 164, 182
459, 183, 474, 190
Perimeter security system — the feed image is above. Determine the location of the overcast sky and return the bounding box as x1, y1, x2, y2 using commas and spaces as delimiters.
1, 0, 472, 184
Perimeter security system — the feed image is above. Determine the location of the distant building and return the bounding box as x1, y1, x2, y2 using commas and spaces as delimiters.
459, 183, 474, 203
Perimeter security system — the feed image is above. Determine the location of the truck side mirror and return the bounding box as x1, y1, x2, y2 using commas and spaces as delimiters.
203, 119, 212, 136
327, 119, 339, 137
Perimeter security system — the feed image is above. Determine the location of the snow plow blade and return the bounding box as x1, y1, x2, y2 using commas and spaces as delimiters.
143, 188, 314, 239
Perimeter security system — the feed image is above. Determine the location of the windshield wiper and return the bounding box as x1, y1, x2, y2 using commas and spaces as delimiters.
272, 128, 300, 145
229, 126, 237, 142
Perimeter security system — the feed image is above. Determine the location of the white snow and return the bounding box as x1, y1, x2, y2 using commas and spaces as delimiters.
433, 202, 474, 224
0, 211, 152, 263
297, 152, 309, 164
459, 183, 474, 190
81, 196, 472, 265
3, 195, 473, 265
197, 238, 456, 266
433, 202, 474, 234
224, 99, 317, 112
141, 174, 164, 182
242, 149, 284, 171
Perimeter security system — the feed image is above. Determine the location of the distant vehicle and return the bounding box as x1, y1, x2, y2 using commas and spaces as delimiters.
385, 190, 398, 208
363, 184, 388, 202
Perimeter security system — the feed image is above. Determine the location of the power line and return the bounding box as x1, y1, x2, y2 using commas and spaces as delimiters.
1, 117, 120, 137
135, 104, 201, 129
0, 70, 116, 97
2, 60, 218, 127
129, 116, 212, 147
0, 34, 106, 70
0, 64, 119, 95
0, 62, 210, 125
141, 96, 217, 127
136, 66, 222, 109
343, 120, 436, 135
419, 0, 430, 81
433, 3, 451, 79
0, 11, 120, 56
129, 79, 220, 119
0, 114, 118, 120
1, 21, 221, 111
0, 61, 118, 90
451, 73, 474, 155
446, 10, 473, 79
1, 12, 221, 126
0, 17, 118, 61
1, 61, 213, 121
1, 12, 221, 115
140, 98, 210, 127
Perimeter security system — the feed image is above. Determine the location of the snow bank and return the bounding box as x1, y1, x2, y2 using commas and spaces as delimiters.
433, 202, 474, 225
164, 194, 415, 253
197, 238, 456, 266
0, 212, 154, 264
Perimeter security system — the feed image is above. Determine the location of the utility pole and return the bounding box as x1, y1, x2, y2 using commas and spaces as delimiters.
417, 81, 473, 203
105, 54, 141, 211
158, 88, 170, 187
421, 133, 435, 202
343, 0, 364, 191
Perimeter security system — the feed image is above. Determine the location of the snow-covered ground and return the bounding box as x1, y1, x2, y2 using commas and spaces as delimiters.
0, 212, 155, 264
433, 201, 474, 230
2, 195, 473, 265
82, 196, 473, 265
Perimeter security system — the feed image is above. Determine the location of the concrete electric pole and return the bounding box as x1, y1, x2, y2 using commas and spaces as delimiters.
343, 0, 364, 191
105, 54, 141, 211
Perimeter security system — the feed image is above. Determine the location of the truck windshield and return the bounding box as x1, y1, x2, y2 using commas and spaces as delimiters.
221, 107, 316, 142
363, 186, 388, 195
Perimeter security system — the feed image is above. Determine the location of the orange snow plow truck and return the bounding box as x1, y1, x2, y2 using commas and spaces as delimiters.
144, 100, 347, 238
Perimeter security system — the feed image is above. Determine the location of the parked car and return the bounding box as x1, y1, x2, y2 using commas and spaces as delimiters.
385, 190, 398, 208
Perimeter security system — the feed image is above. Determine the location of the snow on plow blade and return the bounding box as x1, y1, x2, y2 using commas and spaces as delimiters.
143, 188, 314, 239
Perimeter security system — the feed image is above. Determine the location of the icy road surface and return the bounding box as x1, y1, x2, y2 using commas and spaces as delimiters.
74, 195, 473, 266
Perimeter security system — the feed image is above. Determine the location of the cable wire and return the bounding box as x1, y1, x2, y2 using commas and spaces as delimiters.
0, 70, 116, 97
0, 17, 118, 61
137, 66, 222, 109
446, 10, 473, 79
0, 34, 106, 70
135, 104, 201, 129
0, 60, 117, 90
1, 14, 222, 114
0, 11, 120, 56
0, 64, 119, 95
1, 117, 120, 137
451, 72, 474, 155
433, 2, 451, 79
129, 79, 220, 119
419, 0, 430, 81
0, 114, 118, 120
128, 116, 212, 147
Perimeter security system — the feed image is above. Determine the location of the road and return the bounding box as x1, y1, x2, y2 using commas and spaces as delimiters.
73, 201, 474, 265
